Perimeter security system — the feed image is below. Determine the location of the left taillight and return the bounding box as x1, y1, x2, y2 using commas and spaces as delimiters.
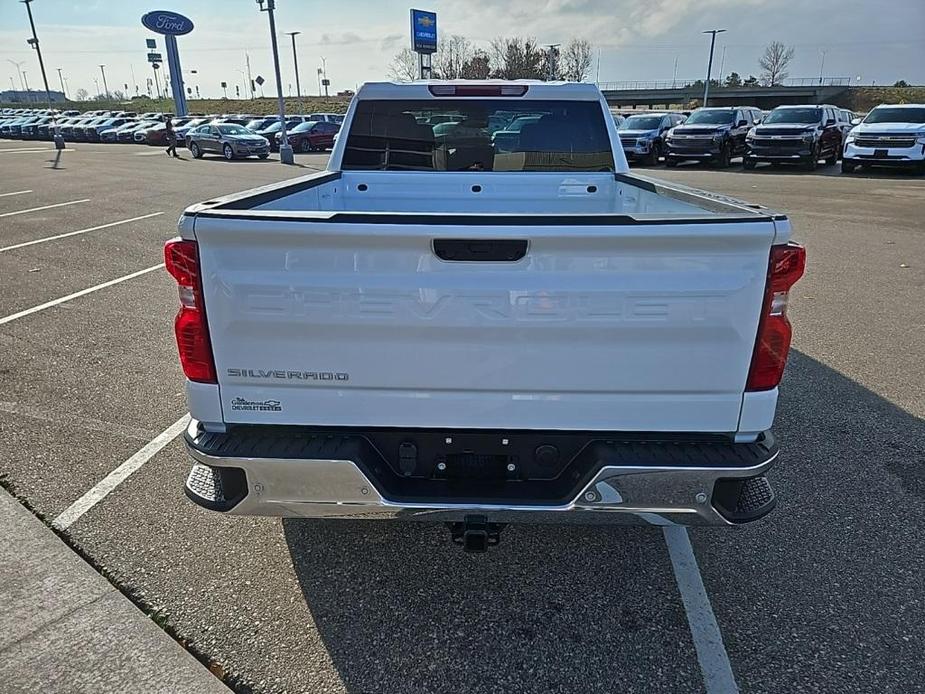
164, 238, 217, 384
746, 242, 806, 391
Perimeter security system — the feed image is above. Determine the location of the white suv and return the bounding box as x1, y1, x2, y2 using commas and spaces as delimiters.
842, 103, 925, 174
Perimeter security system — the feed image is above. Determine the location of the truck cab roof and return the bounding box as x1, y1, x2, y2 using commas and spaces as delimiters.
355, 80, 605, 101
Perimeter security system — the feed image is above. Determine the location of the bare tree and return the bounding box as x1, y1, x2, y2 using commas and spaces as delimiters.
433, 34, 473, 80
759, 41, 794, 86
559, 38, 593, 82
388, 48, 419, 81
74, 88, 88, 101
488, 36, 545, 80
461, 50, 491, 80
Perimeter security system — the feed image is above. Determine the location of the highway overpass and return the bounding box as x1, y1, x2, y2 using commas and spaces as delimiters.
599, 80, 852, 109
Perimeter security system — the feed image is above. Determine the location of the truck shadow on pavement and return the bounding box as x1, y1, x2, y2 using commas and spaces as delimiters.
283, 518, 700, 694
282, 350, 925, 694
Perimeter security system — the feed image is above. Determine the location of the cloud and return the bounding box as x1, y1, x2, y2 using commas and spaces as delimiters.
319, 32, 365, 46
379, 33, 404, 53
4, 0, 920, 101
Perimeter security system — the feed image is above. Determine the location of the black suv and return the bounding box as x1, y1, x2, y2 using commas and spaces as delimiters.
744, 104, 843, 170
617, 112, 687, 166
664, 106, 762, 167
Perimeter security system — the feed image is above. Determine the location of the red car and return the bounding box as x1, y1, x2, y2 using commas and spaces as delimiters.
134, 122, 169, 145
279, 120, 340, 153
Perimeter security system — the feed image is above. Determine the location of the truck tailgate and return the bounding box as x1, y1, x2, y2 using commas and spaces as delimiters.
193, 217, 776, 432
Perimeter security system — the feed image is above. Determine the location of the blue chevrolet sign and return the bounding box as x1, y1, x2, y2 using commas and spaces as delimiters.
410, 9, 437, 54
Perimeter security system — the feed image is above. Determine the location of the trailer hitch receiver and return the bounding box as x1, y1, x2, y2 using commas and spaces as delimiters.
448, 515, 506, 553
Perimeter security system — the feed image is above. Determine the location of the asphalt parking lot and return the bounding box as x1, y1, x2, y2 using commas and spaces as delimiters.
1, 141, 923, 694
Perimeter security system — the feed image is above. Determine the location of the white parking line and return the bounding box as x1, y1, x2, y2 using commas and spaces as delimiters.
0, 189, 32, 198
135, 150, 169, 156
52, 414, 191, 530
663, 526, 740, 694
0, 199, 90, 218
0, 263, 164, 326
0, 147, 76, 154
0, 211, 164, 253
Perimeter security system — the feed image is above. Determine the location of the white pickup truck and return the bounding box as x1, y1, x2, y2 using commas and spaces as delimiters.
166, 81, 805, 551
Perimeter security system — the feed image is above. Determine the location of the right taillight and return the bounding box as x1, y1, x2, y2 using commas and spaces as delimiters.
746, 242, 806, 391
165, 238, 217, 384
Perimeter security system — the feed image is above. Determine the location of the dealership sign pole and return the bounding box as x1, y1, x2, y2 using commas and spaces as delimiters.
410, 9, 437, 79
141, 10, 194, 116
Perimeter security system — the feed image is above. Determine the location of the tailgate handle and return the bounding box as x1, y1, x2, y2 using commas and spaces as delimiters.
433, 239, 527, 262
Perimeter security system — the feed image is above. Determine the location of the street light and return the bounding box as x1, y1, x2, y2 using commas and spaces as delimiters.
22, 0, 59, 138
285, 31, 301, 98
99, 64, 109, 99
7, 59, 26, 91
56, 67, 67, 99
256, 0, 294, 164
701, 29, 726, 107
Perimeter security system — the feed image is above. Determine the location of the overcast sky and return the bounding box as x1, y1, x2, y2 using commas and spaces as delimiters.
2, 0, 923, 99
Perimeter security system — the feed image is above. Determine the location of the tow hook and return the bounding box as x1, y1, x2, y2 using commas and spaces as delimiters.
448, 515, 505, 553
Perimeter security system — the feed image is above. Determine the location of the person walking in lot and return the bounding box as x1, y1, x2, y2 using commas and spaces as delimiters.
165, 116, 179, 158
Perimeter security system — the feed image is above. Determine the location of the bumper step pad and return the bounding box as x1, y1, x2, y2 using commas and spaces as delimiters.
712, 474, 776, 523
184, 462, 247, 512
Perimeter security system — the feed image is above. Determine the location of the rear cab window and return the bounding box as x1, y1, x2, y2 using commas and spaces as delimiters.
342, 99, 614, 172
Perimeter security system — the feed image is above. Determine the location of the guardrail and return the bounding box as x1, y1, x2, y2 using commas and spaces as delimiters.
596, 80, 697, 91
596, 77, 853, 91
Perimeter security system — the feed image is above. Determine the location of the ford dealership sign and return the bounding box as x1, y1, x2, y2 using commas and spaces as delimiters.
141, 10, 194, 36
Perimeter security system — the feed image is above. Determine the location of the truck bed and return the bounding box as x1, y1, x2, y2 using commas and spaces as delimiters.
187, 169, 782, 217
180, 170, 789, 438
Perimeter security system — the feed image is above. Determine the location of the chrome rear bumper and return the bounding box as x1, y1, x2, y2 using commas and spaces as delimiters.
183, 420, 779, 527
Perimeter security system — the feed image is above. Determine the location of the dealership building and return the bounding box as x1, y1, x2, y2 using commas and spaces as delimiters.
1, 89, 66, 103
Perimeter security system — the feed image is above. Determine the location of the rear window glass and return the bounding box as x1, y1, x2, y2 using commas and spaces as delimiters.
342, 99, 614, 172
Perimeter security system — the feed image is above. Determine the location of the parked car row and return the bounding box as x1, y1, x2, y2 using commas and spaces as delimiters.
0, 107, 345, 160
615, 103, 924, 174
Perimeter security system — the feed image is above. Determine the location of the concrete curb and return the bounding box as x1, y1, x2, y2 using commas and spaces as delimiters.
0, 486, 232, 694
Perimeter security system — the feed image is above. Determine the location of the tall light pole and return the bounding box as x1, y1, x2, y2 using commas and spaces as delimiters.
544, 44, 560, 81
818, 49, 827, 85
7, 60, 26, 91
21, 0, 60, 147
56, 67, 67, 98
245, 51, 254, 99
701, 29, 726, 107
285, 31, 301, 98
99, 64, 109, 99
257, 0, 294, 164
